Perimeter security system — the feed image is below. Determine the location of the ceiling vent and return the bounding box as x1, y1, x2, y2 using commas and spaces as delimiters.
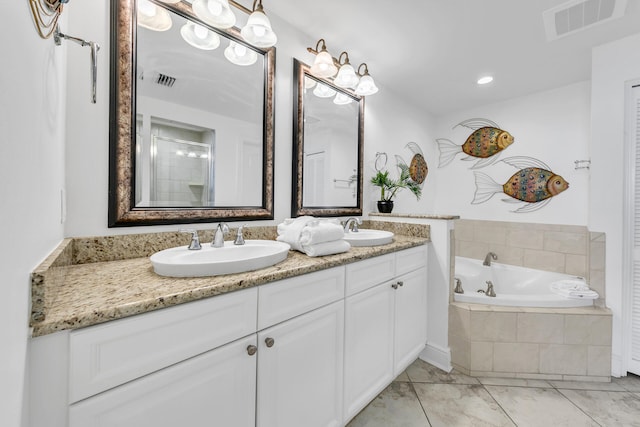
543, 0, 628, 40
155, 73, 177, 88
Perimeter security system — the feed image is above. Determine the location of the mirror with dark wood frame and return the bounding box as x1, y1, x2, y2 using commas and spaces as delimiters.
292, 59, 364, 217
109, 0, 275, 226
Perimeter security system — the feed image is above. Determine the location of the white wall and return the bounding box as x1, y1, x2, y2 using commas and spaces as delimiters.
590, 33, 640, 376
432, 81, 591, 226
1, 4, 67, 427
63, 1, 437, 236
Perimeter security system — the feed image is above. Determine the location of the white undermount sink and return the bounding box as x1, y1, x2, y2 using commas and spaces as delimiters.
343, 229, 394, 247
150, 240, 291, 277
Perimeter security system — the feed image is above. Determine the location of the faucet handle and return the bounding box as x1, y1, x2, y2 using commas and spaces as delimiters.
179, 229, 202, 250
234, 224, 247, 246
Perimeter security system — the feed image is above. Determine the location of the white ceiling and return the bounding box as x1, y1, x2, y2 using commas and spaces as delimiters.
261, 0, 640, 116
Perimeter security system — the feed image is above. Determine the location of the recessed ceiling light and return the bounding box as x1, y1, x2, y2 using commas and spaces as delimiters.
477, 76, 493, 85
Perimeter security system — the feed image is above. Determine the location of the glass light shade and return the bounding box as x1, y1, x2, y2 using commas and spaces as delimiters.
355, 74, 379, 96
333, 92, 353, 105
313, 83, 336, 98
304, 76, 317, 90
333, 63, 359, 88
137, 0, 172, 31
224, 41, 258, 66
192, 0, 236, 29
180, 22, 221, 50
310, 50, 337, 78
241, 10, 277, 48
158, 0, 181, 3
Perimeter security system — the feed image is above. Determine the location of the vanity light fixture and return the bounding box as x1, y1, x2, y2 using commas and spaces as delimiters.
333, 92, 353, 105
240, 0, 277, 48
192, 0, 236, 29
355, 63, 378, 96
137, 0, 172, 31
180, 21, 221, 50
307, 39, 338, 78
333, 52, 359, 88
224, 41, 258, 65
313, 82, 337, 98
304, 76, 317, 90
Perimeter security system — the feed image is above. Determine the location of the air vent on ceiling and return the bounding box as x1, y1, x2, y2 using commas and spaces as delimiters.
543, 0, 628, 41
155, 73, 176, 88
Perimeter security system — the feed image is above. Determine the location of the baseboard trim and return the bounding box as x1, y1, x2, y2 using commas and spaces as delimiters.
419, 343, 452, 372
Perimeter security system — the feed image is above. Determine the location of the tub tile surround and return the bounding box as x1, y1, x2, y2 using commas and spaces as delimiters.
450, 302, 612, 381
30, 221, 429, 337
454, 219, 606, 307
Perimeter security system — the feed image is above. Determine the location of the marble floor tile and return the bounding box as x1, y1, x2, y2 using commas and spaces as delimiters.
548, 380, 625, 391
406, 358, 480, 385
478, 377, 552, 388
394, 370, 410, 382
558, 389, 640, 427
485, 386, 599, 427
613, 373, 640, 392
346, 382, 429, 427
413, 383, 514, 427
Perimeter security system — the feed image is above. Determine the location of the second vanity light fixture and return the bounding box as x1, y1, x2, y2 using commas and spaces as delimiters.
137, 0, 277, 66
306, 38, 379, 97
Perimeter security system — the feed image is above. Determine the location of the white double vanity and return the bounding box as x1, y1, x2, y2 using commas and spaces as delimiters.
29, 230, 428, 427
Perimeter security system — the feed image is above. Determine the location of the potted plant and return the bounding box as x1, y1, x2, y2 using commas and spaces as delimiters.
370, 164, 422, 213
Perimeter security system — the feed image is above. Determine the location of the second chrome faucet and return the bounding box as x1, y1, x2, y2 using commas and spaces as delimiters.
483, 252, 498, 266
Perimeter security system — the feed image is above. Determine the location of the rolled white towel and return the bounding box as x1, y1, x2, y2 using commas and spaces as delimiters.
276, 216, 315, 251
299, 221, 345, 246
550, 279, 589, 292
302, 240, 351, 257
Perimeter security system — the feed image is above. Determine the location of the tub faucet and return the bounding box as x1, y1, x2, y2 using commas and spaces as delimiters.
485, 280, 496, 297
343, 217, 362, 232
234, 224, 247, 246
483, 252, 498, 266
454, 277, 464, 294
212, 223, 229, 248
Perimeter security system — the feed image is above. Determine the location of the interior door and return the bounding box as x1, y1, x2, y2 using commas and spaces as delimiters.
628, 82, 640, 376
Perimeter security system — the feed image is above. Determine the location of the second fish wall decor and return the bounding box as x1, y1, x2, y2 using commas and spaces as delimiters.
437, 118, 515, 169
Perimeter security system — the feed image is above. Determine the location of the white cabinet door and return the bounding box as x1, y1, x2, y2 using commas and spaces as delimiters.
393, 267, 428, 375
69, 335, 257, 427
257, 300, 344, 427
343, 282, 395, 421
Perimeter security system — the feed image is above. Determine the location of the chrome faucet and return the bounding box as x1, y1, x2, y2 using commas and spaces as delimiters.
180, 229, 201, 250
483, 252, 498, 266
485, 280, 496, 297
212, 223, 229, 248
453, 277, 464, 294
343, 217, 362, 232
234, 224, 247, 246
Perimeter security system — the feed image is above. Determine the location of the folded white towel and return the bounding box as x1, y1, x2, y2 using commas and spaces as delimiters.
551, 288, 599, 299
302, 240, 351, 257
299, 221, 345, 246
276, 216, 314, 251
550, 279, 598, 299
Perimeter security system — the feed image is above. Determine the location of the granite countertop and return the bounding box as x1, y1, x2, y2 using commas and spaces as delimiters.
369, 213, 460, 220
31, 221, 430, 337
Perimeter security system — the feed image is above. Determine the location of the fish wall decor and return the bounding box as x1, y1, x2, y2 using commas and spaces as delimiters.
437, 118, 514, 169
395, 142, 428, 187
472, 157, 569, 213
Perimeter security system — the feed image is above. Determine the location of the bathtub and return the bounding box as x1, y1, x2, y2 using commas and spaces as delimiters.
453, 257, 595, 308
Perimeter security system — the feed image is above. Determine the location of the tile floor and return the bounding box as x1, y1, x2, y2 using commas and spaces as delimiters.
347, 359, 640, 427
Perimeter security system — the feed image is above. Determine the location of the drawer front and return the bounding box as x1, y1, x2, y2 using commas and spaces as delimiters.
69, 287, 258, 403
395, 245, 427, 276
258, 267, 345, 330
345, 253, 395, 296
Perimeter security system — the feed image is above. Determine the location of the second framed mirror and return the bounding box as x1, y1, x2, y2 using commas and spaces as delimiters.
292, 59, 364, 217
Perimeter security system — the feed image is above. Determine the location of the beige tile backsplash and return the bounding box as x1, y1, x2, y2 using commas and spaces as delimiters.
454, 219, 606, 305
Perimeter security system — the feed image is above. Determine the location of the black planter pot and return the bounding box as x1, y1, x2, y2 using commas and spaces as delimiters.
377, 200, 394, 213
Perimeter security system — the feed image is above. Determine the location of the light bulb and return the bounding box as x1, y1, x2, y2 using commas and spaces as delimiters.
207, 0, 223, 16
193, 24, 208, 39
234, 44, 247, 56
253, 26, 266, 37
138, 0, 157, 17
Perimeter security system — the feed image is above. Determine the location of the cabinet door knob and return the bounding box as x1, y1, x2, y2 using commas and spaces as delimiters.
397, 281, 404, 287
265, 337, 275, 348
247, 345, 257, 356
391, 283, 398, 290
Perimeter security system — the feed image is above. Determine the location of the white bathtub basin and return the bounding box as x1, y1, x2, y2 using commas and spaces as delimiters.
343, 229, 394, 247
453, 256, 595, 308
151, 240, 291, 277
